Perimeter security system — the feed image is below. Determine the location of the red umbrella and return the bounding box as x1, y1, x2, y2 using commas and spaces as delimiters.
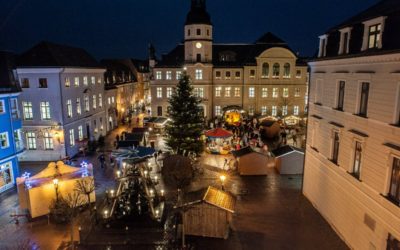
205, 128, 233, 138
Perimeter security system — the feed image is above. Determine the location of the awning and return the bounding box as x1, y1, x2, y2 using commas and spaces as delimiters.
205, 127, 233, 138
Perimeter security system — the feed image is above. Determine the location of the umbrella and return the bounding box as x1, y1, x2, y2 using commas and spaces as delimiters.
205, 127, 233, 139
112, 146, 156, 160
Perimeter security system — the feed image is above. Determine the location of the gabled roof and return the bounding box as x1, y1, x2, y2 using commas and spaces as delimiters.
231, 146, 254, 158
18, 41, 101, 68
272, 145, 304, 157
0, 51, 20, 94
183, 186, 236, 213
255, 32, 286, 45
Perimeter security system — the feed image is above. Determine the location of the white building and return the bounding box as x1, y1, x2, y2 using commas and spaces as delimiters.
304, 1, 400, 249
17, 42, 106, 161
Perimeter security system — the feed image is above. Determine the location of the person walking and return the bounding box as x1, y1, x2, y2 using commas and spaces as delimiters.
98, 153, 106, 169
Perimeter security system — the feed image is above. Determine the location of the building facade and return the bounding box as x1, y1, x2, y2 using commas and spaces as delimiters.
0, 52, 23, 193
303, 1, 400, 249
150, 0, 308, 120
16, 42, 106, 161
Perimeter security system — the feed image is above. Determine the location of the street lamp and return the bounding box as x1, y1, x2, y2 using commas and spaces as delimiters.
53, 178, 59, 201
219, 175, 226, 191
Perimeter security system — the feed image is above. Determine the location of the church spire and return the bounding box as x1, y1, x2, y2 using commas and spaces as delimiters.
186, 0, 211, 25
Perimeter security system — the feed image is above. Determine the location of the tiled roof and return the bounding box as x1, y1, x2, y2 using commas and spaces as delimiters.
18, 41, 101, 68
0, 51, 20, 94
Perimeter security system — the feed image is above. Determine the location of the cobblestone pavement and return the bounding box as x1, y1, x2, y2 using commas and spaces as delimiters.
0, 117, 348, 250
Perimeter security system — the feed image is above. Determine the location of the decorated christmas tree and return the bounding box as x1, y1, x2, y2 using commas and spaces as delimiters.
165, 73, 204, 155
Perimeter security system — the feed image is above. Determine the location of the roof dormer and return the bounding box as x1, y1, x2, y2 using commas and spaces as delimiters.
318, 34, 328, 58
361, 16, 387, 51
338, 27, 352, 55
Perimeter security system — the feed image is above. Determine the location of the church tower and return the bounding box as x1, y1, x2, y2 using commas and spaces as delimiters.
184, 0, 213, 63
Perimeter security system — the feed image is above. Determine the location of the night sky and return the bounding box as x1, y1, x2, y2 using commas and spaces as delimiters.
0, 0, 378, 60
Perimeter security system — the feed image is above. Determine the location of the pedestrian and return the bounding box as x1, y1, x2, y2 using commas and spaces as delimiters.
98, 153, 106, 168
116, 134, 120, 142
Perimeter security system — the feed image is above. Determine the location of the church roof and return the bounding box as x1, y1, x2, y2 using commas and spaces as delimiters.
185, 0, 212, 25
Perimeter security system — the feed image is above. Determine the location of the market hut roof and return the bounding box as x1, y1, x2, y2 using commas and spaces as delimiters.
205, 127, 233, 138
231, 146, 254, 158
272, 145, 304, 157
203, 186, 236, 213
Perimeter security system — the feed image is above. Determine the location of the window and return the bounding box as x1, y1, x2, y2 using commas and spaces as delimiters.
249, 106, 254, 116
294, 88, 301, 97
91, 76, 96, 85
282, 106, 288, 116
388, 157, 400, 204
262, 63, 269, 78
22, 102, 33, 120
195, 69, 203, 80
215, 106, 221, 116
67, 100, 73, 118
39, 78, 48, 88
92, 95, 97, 109
78, 126, 84, 141
283, 88, 289, 97
64, 77, 70, 87
196, 54, 201, 62
296, 70, 301, 78
157, 106, 162, 116
43, 132, 53, 150
368, 24, 381, 49
156, 71, 162, 80
283, 63, 291, 78
21, 78, 30, 88
84, 96, 90, 112
319, 36, 328, 57
352, 141, 362, 179
225, 71, 231, 79
261, 106, 267, 115
167, 87, 172, 98
342, 32, 350, 54
248, 87, 254, 98
207, 29, 210, 36
359, 82, 370, 117
315, 79, 324, 104
69, 129, 75, 147
10, 98, 19, 119
214, 71, 221, 79
272, 106, 277, 116
0, 132, 9, 148
83, 76, 88, 86
176, 71, 182, 80
108, 97, 111, 105
111, 97, 115, 103
13, 129, 22, 151
225, 87, 231, 97
331, 131, 340, 164
98, 94, 103, 108
272, 88, 279, 98
97, 77, 102, 84
337, 81, 345, 110
198, 88, 204, 98
235, 71, 241, 79
215, 87, 222, 97
0, 100, 4, 114
234, 87, 240, 97
26, 132, 36, 150
387, 234, 400, 250
74, 77, 79, 87
272, 63, 280, 78
40, 102, 51, 120
196, 29, 201, 35
262, 88, 268, 98
76, 98, 81, 115
188, 29, 190, 36
157, 87, 163, 98
166, 71, 172, 80
100, 117, 103, 131
294, 106, 299, 115
250, 69, 256, 78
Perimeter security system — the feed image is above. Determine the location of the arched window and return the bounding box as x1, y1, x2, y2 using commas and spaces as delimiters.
283, 63, 291, 78
273, 63, 280, 78
262, 63, 269, 78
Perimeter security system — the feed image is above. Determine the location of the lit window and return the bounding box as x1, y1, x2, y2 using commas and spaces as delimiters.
157, 87, 162, 98
65, 77, 70, 87
26, 132, 36, 150
215, 106, 221, 116
97, 77, 102, 84
261, 106, 267, 115
282, 106, 288, 116
39, 78, 48, 88
74, 77, 79, 87
272, 88, 279, 98
272, 106, 277, 116
156, 71, 162, 80
294, 106, 299, 115
249, 106, 254, 116
84, 96, 90, 112
69, 129, 75, 147
43, 132, 53, 150
215, 87, 222, 97
22, 102, 33, 120
294, 88, 301, 97
166, 71, 172, 80
0, 132, 9, 148
111, 97, 115, 103
167, 87, 172, 98
76, 98, 81, 115
78, 126, 84, 141
225, 87, 231, 97
283, 88, 289, 97
176, 71, 182, 80
108, 97, 111, 105
352, 141, 363, 179
262, 88, 268, 98
272, 63, 280, 78
40, 102, 51, 120
67, 100, 73, 118
283, 63, 290, 78
83, 76, 88, 86
249, 87, 255, 98
234, 87, 240, 97
92, 95, 97, 109
195, 69, 203, 80
194, 88, 204, 98
368, 24, 381, 49
91, 76, 96, 85
98, 94, 103, 108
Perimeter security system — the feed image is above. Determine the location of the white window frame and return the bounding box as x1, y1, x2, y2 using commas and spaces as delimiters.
294, 106, 299, 115
262, 88, 268, 98
74, 77, 79, 87
234, 87, 240, 97
157, 87, 163, 98
225, 87, 231, 97
176, 71, 182, 80
40, 102, 51, 120
65, 77, 70, 87
99, 94, 103, 108
69, 129, 75, 147
92, 95, 97, 109
0, 132, 9, 149
156, 71, 162, 80
0, 100, 5, 114
215, 106, 221, 116
83, 76, 88, 86
67, 99, 73, 118
261, 106, 267, 115
249, 87, 255, 98
338, 27, 352, 55
361, 16, 387, 51
272, 106, 277, 116
167, 87, 172, 98
195, 69, 203, 80
43, 132, 54, 150
318, 34, 328, 57
283, 88, 289, 98
215, 87, 222, 97
166, 71, 172, 80
26, 132, 36, 150
272, 88, 279, 98
78, 126, 84, 141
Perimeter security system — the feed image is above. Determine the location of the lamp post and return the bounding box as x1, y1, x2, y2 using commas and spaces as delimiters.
53, 178, 59, 202
219, 175, 226, 191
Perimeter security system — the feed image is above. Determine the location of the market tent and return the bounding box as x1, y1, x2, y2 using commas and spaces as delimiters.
205, 127, 233, 138
29, 161, 79, 179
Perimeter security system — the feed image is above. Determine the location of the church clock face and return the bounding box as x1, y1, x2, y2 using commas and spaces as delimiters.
196, 42, 202, 49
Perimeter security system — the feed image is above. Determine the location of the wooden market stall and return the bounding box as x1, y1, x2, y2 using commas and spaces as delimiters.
272, 145, 304, 175
205, 127, 233, 155
17, 161, 95, 218
231, 147, 269, 175
181, 186, 236, 239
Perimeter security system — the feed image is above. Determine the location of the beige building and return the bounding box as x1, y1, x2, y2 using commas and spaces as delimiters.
303, 1, 400, 249
150, 0, 307, 121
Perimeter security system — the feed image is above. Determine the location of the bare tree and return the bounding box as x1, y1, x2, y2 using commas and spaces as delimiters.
65, 191, 85, 249
74, 178, 95, 214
